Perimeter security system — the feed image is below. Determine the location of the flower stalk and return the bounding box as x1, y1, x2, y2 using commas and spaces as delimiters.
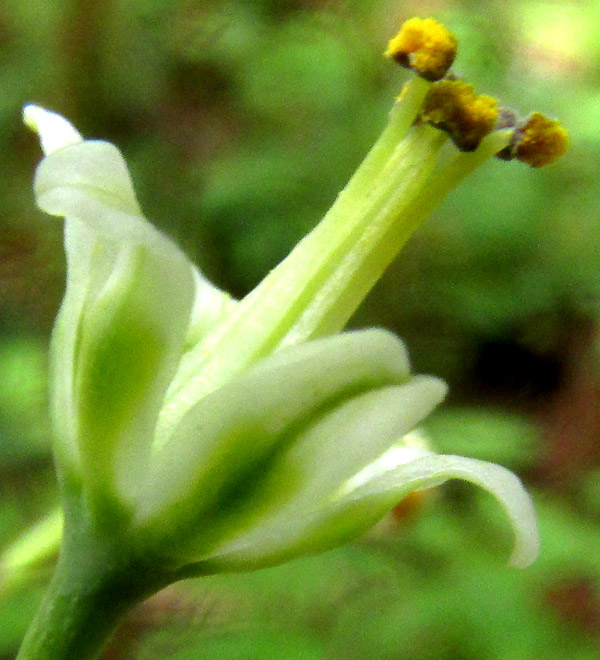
16, 494, 171, 660
15, 16, 566, 660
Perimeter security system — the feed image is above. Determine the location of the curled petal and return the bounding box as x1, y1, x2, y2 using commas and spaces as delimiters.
345, 452, 539, 568
24, 105, 82, 155
29, 111, 196, 508
197, 452, 537, 572
185, 376, 446, 570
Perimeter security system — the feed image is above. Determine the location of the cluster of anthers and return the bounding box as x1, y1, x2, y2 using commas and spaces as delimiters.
386, 17, 567, 165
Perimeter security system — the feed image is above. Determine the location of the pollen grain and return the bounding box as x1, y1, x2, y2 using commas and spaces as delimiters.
420, 80, 499, 151
515, 113, 568, 168
386, 17, 457, 82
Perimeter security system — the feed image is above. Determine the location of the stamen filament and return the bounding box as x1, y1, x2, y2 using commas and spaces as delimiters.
410, 128, 513, 220
153, 12, 565, 444
154, 122, 448, 439
348, 76, 431, 188
156, 125, 511, 442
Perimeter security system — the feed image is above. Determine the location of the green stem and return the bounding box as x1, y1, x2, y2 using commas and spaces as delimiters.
16, 495, 169, 660
342, 76, 431, 191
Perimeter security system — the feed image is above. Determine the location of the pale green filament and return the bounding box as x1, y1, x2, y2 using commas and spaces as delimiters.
155, 121, 509, 445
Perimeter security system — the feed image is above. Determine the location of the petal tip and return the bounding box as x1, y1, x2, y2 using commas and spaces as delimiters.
508, 539, 539, 569
23, 104, 83, 156
439, 455, 540, 569
506, 502, 540, 569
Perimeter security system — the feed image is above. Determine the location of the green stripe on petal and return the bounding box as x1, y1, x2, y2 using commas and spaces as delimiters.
74, 245, 187, 511
30, 131, 196, 517
134, 330, 418, 539
195, 452, 537, 572
232, 451, 538, 571
181, 377, 445, 569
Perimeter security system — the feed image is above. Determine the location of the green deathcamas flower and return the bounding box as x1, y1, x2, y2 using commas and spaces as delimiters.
15, 15, 566, 660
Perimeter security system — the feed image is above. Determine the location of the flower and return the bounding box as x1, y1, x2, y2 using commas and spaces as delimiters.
13, 18, 573, 660
19, 15, 567, 577
22, 101, 538, 574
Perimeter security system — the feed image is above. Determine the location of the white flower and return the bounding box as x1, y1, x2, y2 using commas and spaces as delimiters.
23, 105, 538, 573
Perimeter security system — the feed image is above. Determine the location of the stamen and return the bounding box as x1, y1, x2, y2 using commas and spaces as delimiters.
419, 79, 499, 151
514, 113, 568, 168
385, 18, 457, 81
496, 112, 568, 167
160, 16, 568, 429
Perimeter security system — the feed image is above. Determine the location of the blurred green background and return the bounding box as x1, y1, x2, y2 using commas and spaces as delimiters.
1, 0, 600, 658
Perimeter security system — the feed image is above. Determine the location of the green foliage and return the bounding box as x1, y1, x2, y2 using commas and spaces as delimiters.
0, 338, 49, 464
425, 407, 539, 469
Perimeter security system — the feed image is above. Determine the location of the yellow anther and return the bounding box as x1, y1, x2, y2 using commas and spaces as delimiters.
385, 18, 458, 81
420, 80, 499, 151
515, 113, 568, 168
